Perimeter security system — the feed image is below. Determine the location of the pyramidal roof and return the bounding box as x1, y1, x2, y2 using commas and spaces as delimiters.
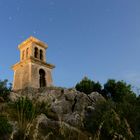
18, 36, 48, 50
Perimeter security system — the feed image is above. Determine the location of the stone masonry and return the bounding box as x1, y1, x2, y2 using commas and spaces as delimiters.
12, 36, 55, 90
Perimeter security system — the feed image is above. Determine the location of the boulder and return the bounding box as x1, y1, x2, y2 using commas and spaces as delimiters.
9, 87, 105, 139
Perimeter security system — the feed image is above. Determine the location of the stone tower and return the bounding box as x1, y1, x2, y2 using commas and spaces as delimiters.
12, 36, 55, 90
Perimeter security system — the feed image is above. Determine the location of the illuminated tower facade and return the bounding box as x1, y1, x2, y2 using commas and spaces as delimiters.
12, 36, 55, 90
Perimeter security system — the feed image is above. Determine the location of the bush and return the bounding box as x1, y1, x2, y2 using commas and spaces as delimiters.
0, 79, 12, 101
10, 97, 36, 140
0, 115, 12, 139
102, 79, 134, 102
75, 77, 102, 94
84, 101, 134, 140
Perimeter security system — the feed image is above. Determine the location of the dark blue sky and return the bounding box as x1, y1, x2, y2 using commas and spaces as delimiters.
0, 0, 140, 89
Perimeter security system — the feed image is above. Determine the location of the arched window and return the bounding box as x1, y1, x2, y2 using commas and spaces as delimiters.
39, 69, 46, 87
22, 50, 25, 60
34, 47, 38, 58
40, 50, 43, 60
26, 48, 29, 58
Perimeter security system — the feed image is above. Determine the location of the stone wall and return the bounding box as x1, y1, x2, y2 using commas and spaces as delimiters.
13, 64, 29, 90
31, 63, 53, 88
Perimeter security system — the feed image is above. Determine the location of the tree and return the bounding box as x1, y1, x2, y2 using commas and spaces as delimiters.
0, 79, 12, 101
102, 79, 133, 102
101, 79, 140, 139
84, 101, 134, 140
75, 77, 102, 94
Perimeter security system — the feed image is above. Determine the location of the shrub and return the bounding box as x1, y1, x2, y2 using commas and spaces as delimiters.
10, 97, 36, 140
84, 101, 134, 140
0, 79, 12, 101
102, 79, 134, 102
0, 115, 12, 139
75, 77, 102, 94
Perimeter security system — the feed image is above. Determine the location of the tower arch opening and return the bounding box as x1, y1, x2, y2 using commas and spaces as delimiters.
34, 47, 38, 58
39, 69, 46, 88
40, 49, 43, 60
22, 50, 25, 60
26, 48, 29, 58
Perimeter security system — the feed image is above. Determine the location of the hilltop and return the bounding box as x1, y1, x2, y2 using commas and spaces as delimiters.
0, 78, 140, 140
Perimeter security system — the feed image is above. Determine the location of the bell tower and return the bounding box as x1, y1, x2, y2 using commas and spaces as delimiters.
12, 36, 55, 90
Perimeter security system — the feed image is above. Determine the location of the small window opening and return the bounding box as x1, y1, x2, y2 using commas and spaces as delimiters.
22, 50, 25, 60
34, 47, 38, 58
40, 50, 43, 60
26, 48, 29, 58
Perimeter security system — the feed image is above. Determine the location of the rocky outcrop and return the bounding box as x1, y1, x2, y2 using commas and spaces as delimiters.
9, 87, 105, 140
10, 87, 104, 125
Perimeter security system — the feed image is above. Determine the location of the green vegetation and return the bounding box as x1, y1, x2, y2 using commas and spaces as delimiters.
0, 115, 12, 140
9, 97, 36, 140
75, 77, 102, 94
0, 79, 11, 101
77, 77, 140, 140
0, 78, 140, 139
102, 79, 134, 102
0, 79, 12, 139
84, 101, 135, 139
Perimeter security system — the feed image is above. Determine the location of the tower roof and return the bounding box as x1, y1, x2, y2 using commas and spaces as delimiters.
18, 36, 48, 50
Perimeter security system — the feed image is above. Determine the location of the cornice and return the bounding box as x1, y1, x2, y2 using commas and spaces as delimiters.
30, 57, 55, 69
18, 36, 48, 50
12, 57, 55, 70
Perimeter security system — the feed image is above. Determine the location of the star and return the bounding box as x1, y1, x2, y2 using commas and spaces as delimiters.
33, 31, 38, 35
33, 31, 36, 35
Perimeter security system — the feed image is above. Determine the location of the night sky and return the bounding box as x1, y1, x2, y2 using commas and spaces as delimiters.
0, 0, 140, 91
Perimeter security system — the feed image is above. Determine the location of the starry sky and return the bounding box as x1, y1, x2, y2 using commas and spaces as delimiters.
0, 0, 140, 91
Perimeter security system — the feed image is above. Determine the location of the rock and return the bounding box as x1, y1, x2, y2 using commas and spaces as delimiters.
9, 88, 105, 121
30, 114, 90, 140
63, 111, 84, 128
50, 98, 72, 114
0, 96, 5, 102
64, 89, 77, 101
9, 87, 105, 139
9, 92, 20, 102
88, 92, 105, 102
